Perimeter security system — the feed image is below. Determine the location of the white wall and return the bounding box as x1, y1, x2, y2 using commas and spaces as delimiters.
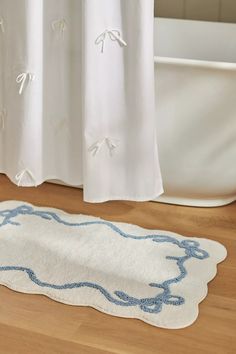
155, 0, 236, 23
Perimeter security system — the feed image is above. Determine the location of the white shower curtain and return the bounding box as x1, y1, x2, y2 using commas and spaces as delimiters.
0, 0, 163, 202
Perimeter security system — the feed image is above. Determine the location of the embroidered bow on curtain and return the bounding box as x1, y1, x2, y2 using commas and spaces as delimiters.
0, 0, 163, 202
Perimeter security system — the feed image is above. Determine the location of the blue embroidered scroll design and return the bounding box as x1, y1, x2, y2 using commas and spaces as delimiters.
0, 204, 209, 314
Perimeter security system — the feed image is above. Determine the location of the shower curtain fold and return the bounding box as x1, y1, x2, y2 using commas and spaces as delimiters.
0, 0, 163, 202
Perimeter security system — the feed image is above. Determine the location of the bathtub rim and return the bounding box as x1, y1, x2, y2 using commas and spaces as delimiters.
154, 56, 236, 71
154, 16, 236, 69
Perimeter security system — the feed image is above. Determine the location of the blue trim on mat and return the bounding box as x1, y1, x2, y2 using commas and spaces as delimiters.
0, 204, 209, 314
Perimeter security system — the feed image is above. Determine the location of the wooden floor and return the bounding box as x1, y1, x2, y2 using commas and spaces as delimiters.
0, 174, 235, 354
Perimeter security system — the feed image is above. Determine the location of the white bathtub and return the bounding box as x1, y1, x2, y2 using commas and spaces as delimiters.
154, 18, 236, 207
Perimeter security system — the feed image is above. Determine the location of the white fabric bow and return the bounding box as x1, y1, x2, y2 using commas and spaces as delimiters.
15, 169, 36, 187
88, 137, 119, 156
16, 72, 35, 95
95, 29, 127, 53
0, 109, 6, 130
0, 18, 4, 33
52, 19, 67, 37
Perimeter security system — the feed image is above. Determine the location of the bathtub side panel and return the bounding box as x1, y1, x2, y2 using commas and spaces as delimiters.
155, 62, 236, 204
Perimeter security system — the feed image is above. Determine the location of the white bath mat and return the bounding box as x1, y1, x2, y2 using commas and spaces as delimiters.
0, 201, 227, 329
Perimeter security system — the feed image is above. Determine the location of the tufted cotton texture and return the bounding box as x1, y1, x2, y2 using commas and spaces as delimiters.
0, 201, 227, 328
0, 0, 163, 202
